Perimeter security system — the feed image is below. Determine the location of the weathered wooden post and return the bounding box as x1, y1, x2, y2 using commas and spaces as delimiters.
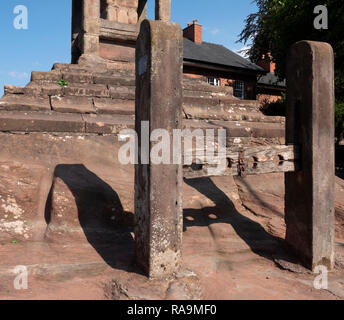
134, 0, 183, 278
285, 41, 335, 270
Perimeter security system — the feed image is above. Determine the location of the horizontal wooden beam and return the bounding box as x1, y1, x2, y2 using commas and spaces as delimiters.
183, 145, 300, 179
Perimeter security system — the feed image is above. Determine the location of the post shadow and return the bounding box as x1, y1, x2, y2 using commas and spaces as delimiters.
44, 164, 141, 273
183, 177, 298, 264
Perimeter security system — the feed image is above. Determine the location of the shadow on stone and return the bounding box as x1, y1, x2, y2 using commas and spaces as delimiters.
184, 177, 299, 266
44, 164, 139, 273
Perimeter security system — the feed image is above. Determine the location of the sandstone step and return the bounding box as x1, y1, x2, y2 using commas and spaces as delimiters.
0, 111, 134, 134
31, 70, 62, 82
0, 110, 284, 140
0, 91, 282, 125
51, 96, 96, 114
93, 75, 135, 87
183, 103, 283, 123
0, 95, 51, 112
64, 84, 110, 98
109, 85, 135, 100
94, 98, 135, 115
52, 63, 96, 74
83, 114, 135, 134
184, 119, 285, 139
0, 111, 84, 132
4, 83, 43, 96
183, 81, 234, 97
183, 96, 261, 112
62, 72, 94, 84
4, 85, 26, 95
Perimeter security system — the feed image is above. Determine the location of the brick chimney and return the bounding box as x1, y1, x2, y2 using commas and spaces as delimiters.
257, 52, 276, 73
183, 19, 202, 44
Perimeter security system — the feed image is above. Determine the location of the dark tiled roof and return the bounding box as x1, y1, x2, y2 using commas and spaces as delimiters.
183, 38, 265, 73
258, 72, 286, 87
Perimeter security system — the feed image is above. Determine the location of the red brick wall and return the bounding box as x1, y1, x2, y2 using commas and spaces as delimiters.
183, 22, 202, 44
256, 53, 276, 73
184, 65, 257, 100
257, 93, 282, 104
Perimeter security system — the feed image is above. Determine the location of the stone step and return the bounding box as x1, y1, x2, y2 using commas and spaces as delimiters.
94, 98, 135, 115
183, 96, 260, 111
28, 64, 240, 99
184, 106, 284, 123
53, 63, 136, 78
183, 81, 234, 97
51, 96, 96, 114
0, 111, 284, 141
184, 119, 285, 147
0, 111, 134, 134
63, 84, 110, 98
108, 85, 135, 100
0, 93, 283, 125
0, 95, 51, 112
30, 69, 137, 87
93, 75, 135, 87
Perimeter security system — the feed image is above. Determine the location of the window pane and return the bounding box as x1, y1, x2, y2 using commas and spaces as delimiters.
207, 77, 220, 86
234, 80, 245, 99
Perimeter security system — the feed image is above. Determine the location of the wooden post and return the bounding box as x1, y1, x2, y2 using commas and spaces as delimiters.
285, 41, 335, 270
134, 19, 183, 278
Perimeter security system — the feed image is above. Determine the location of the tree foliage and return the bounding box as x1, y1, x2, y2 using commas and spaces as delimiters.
238, 0, 344, 101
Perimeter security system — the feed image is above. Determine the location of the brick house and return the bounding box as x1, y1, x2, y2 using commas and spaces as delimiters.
182, 20, 266, 100
256, 53, 286, 104
71, 0, 284, 103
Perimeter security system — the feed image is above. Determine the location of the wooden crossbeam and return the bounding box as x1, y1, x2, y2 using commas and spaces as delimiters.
183, 145, 300, 179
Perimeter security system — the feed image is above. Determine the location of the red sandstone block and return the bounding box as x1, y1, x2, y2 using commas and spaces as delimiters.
41, 84, 64, 96
94, 98, 135, 115
62, 72, 94, 84
93, 75, 135, 87
23, 83, 47, 96
52, 63, 90, 74
0, 95, 51, 112
64, 84, 110, 98
109, 86, 135, 100
4, 85, 25, 95
31, 70, 61, 82
0, 111, 85, 133
183, 96, 219, 106
83, 114, 134, 134
51, 96, 96, 114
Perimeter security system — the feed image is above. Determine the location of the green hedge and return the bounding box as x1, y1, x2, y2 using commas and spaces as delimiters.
260, 97, 344, 143
335, 102, 344, 143
259, 94, 286, 116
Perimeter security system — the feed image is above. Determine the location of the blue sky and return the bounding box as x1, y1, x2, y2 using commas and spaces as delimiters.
0, 0, 257, 96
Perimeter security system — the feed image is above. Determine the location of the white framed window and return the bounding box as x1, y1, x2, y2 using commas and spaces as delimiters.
234, 80, 245, 100
207, 77, 220, 86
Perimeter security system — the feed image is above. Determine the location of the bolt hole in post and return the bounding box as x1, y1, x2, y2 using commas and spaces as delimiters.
248, 156, 258, 169
278, 155, 284, 166
191, 161, 203, 171
273, 155, 284, 167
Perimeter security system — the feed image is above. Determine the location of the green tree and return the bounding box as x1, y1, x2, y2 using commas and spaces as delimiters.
238, 0, 344, 101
